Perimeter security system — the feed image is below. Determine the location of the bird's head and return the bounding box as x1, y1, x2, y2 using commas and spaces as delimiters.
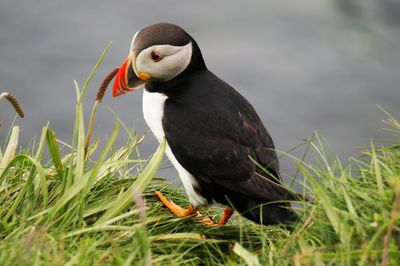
113, 23, 205, 97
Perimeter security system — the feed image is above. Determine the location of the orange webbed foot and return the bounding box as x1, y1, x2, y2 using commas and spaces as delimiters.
154, 191, 234, 227
154, 191, 197, 217
154, 191, 219, 226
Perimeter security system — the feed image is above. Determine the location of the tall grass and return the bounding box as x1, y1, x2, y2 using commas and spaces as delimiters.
0, 46, 399, 265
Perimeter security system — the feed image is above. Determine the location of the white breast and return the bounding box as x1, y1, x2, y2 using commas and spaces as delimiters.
142, 90, 207, 207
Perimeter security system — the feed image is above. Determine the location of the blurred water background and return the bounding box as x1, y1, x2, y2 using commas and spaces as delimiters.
1, 0, 400, 180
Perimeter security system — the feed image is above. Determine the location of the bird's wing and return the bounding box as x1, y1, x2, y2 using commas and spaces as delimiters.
163, 96, 289, 201
170, 134, 290, 201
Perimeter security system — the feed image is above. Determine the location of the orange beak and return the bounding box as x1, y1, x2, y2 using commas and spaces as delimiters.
112, 55, 147, 97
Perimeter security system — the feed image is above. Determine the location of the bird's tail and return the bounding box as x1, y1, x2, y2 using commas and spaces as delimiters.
229, 196, 298, 225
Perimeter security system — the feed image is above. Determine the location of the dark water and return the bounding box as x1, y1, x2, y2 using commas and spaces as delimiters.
1, 0, 400, 179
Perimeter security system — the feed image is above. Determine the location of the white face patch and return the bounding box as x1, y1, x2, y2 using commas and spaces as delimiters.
135, 42, 192, 81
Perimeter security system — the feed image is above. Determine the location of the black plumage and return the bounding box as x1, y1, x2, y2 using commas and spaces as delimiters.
157, 70, 297, 225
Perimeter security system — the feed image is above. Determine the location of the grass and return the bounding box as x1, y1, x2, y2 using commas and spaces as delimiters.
0, 45, 399, 265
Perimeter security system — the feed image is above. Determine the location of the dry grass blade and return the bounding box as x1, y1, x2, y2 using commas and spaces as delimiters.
0, 92, 24, 118
280, 206, 316, 256
232, 242, 261, 266
96, 67, 119, 102
0, 126, 19, 176
133, 188, 152, 266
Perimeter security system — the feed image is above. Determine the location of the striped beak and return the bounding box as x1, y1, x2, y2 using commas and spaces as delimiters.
112, 55, 146, 97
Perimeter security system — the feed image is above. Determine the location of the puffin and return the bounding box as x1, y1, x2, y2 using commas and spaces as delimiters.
113, 23, 297, 226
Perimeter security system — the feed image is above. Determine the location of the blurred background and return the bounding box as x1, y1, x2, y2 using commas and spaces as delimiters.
1, 0, 400, 180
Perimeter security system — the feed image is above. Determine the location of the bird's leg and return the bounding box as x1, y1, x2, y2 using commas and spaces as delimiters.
154, 191, 218, 225
218, 208, 234, 225
154, 191, 197, 217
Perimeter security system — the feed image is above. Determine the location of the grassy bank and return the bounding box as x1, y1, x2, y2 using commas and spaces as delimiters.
0, 47, 399, 265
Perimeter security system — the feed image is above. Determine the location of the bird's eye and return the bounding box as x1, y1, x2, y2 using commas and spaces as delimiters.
151, 51, 162, 62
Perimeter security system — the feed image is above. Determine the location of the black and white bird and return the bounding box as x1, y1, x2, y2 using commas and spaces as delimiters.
113, 23, 297, 225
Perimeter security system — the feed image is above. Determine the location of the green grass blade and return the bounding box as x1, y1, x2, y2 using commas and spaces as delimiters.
95, 138, 166, 225
45, 120, 119, 223
89, 133, 139, 185
34, 125, 49, 206
64, 81, 81, 190
371, 141, 384, 195
294, 161, 349, 243
46, 129, 64, 178
75, 103, 85, 182
78, 120, 120, 220
78, 42, 112, 105
3, 154, 46, 221
149, 233, 203, 241
45, 177, 89, 222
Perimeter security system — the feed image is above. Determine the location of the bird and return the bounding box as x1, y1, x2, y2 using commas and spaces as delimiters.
112, 23, 298, 226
